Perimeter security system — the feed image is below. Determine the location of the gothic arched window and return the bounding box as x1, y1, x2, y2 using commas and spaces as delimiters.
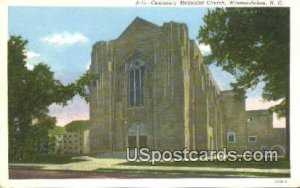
128, 59, 145, 106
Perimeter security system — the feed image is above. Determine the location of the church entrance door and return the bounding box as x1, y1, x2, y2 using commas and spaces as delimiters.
127, 135, 147, 148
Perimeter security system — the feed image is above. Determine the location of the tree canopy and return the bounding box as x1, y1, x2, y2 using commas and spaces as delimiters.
8, 36, 77, 161
198, 8, 289, 117
74, 70, 95, 103
65, 120, 90, 132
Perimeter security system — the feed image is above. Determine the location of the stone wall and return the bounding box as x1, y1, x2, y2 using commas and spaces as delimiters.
246, 110, 286, 155
221, 90, 247, 153
89, 17, 284, 156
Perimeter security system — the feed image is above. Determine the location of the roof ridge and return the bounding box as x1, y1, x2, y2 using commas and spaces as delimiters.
117, 17, 160, 40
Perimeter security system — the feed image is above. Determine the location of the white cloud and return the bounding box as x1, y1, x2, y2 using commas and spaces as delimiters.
25, 62, 35, 70
25, 50, 40, 58
24, 50, 41, 70
85, 59, 91, 70
41, 31, 89, 46
85, 64, 90, 70
197, 42, 212, 56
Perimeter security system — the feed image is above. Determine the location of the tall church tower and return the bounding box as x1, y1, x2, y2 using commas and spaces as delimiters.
89, 17, 246, 155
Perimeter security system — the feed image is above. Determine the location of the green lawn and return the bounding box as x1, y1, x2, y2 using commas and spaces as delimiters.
9, 154, 290, 178
103, 158, 290, 177
120, 159, 290, 169
94, 168, 290, 178
13, 154, 87, 164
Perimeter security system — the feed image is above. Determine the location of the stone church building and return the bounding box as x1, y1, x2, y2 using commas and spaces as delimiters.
89, 17, 285, 155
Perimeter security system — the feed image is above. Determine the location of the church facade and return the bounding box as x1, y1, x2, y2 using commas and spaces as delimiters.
89, 17, 285, 155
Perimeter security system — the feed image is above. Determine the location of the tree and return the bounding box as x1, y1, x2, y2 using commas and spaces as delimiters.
199, 8, 289, 158
8, 36, 77, 161
31, 115, 56, 153
75, 69, 96, 103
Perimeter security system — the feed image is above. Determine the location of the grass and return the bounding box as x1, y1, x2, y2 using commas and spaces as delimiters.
13, 154, 87, 164
94, 168, 290, 178
9, 154, 290, 178
120, 158, 290, 169
99, 158, 290, 178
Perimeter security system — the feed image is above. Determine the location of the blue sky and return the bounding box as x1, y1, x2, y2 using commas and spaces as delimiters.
9, 7, 270, 126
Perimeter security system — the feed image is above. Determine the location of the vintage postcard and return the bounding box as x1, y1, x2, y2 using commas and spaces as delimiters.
1, 0, 300, 187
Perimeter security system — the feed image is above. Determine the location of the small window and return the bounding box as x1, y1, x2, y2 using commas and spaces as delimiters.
247, 117, 254, 123
227, 132, 236, 143
93, 79, 97, 86
248, 136, 256, 143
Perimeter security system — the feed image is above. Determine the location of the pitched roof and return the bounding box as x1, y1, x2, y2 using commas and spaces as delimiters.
118, 17, 160, 39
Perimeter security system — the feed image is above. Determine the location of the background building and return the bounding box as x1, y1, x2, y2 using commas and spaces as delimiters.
48, 126, 65, 154
246, 110, 286, 155
48, 120, 90, 155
